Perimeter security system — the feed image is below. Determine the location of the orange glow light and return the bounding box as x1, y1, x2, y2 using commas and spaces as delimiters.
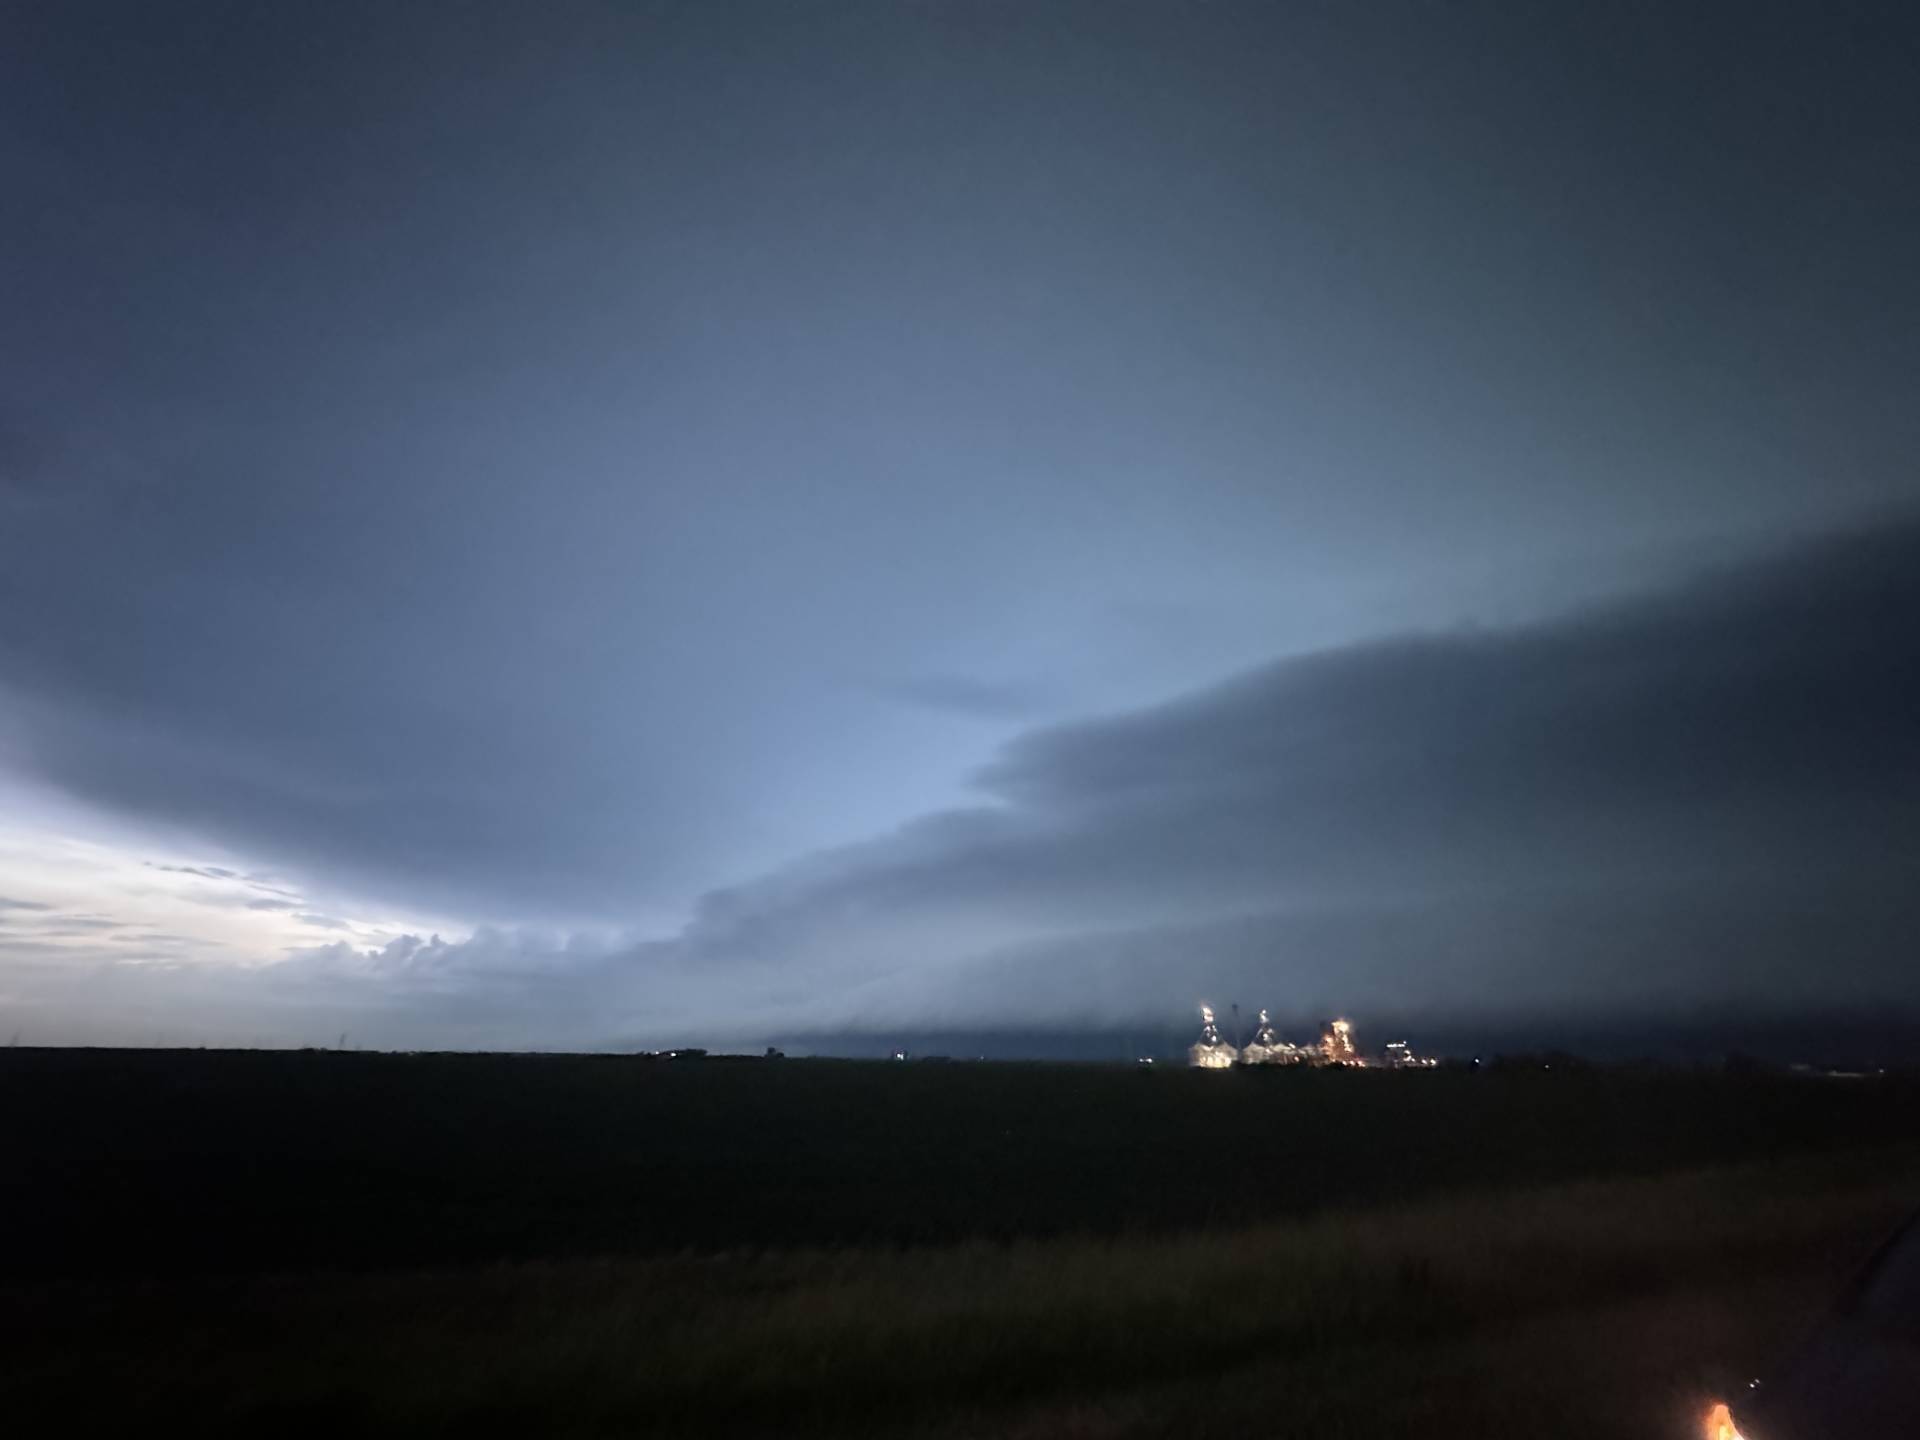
1705, 1401, 1745, 1440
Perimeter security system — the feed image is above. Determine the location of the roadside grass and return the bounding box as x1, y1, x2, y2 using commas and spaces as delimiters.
8, 1143, 1916, 1437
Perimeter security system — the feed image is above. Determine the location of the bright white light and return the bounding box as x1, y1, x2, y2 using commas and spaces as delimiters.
1190, 1003, 1238, 1068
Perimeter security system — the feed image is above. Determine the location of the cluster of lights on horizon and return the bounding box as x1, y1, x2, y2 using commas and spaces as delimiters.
1187, 1006, 1436, 1070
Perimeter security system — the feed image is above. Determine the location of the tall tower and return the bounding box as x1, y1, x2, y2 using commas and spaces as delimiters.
1189, 1004, 1239, 1069
1241, 1008, 1280, 1064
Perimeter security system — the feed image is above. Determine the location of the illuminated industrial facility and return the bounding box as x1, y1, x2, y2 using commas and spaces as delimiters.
1238, 1008, 1315, 1066
1187, 1005, 1238, 1069
1320, 1017, 1360, 1065
1383, 1040, 1439, 1069
1238, 1008, 1278, 1065
1189, 1007, 1436, 1069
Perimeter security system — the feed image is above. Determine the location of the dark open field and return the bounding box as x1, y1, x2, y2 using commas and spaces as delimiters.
6, 1048, 1919, 1436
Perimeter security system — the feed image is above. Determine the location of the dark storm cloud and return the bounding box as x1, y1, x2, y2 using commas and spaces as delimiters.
634, 518, 1920, 1033
7, 518, 1915, 1050
3, 2, 1920, 1049
5, 0, 1919, 939
979, 521, 1917, 876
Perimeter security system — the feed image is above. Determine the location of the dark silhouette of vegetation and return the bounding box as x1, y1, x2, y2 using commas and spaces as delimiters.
4, 1049, 1918, 1436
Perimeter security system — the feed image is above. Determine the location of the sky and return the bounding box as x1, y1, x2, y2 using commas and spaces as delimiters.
3, 1, 1918, 1056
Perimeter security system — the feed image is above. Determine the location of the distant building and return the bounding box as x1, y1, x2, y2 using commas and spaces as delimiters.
1239, 1008, 1281, 1065
1383, 1040, 1438, 1069
1240, 1008, 1313, 1066
1190, 1006, 1383, 1067
1188, 1004, 1239, 1069
1320, 1018, 1361, 1066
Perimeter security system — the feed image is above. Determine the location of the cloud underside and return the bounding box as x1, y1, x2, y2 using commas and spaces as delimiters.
636, 517, 1920, 1035
6, 517, 1919, 1047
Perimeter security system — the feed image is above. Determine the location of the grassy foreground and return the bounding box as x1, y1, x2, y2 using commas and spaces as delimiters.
8, 1143, 1917, 1438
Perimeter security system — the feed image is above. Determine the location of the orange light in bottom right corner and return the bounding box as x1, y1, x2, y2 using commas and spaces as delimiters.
1705, 1402, 1746, 1440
